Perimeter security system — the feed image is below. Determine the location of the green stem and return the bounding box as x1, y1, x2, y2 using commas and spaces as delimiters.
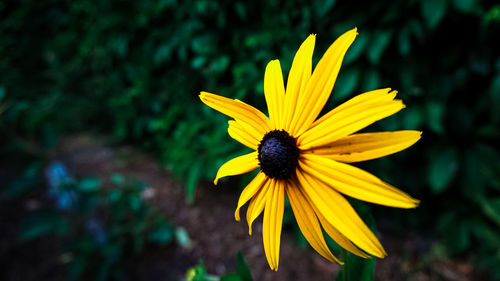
341, 248, 348, 281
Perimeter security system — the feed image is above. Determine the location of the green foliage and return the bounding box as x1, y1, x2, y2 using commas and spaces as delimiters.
19, 174, 178, 281
186, 262, 207, 281
20, 210, 70, 240
336, 249, 375, 281
1, 0, 500, 278
427, 147, 458, 193
420, 0, 447, 28
186, 252, 253, 281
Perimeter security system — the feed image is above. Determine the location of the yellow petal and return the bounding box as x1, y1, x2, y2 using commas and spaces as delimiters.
228, 120, 261, 150
291, 28, 358, 137
199, 91, 271, 136
214, 152, 259, 185
312, 88, 397, 127
286, 180, 342, 264
264, 60, 286, 129
296, 169, 387, 257
234, 171, 267, 221
300, 154, 420, 208
262, 179, 285, 271
298, 97, 405, 149
312, 202, 370, 258
262, 180, 275, 270
306, 130, 422, 163
246, 180, 271, 235
284, 34, 315, 134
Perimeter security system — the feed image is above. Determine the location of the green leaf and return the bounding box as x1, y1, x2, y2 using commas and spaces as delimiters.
221, 274, 243, 281
402, 105, 424, 130
235, 2, 247, 20
191, 35, 216, 55
461, 148, 485, 200
186, 262, 206, 281
210, 55, 230, 73
426, 102, 445, 134
236, 252, 253, 281
111, 174, 125, 185
344, 32, 369, 64
78, 177, 100, 192
108, 190, 122, 202
361, 69, 380, 92
219, 253, 253, 281
175, 227, 191, 247
483, 5, 500, 25
154, 44, 173, 65
149, 223, 174, 244
428, 148, 458, 193
129, 194, 143, 211
335, 68, 360, 100
191, 57, 206, 69
480, 198, 500, 227
314, 0, 337, 18
366, 30, 392, 64
409, 20, 425, 41
421, 0, 447, 28
20, 211, 69, 240
452, 0, 479, 14
398, 27, 411, 56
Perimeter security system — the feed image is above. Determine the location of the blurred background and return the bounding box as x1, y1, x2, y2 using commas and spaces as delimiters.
1, 0, 499, 280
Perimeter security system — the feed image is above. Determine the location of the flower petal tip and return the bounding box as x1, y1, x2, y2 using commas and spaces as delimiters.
400, 198, 421, 209
395, 99, 406, 108
234, 210, 241, 222
373, 248, 388, 259
412, 198, 421, 208
303, 34, 316, 46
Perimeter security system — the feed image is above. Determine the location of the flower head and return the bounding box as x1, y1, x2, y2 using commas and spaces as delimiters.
200, 28, 421, 271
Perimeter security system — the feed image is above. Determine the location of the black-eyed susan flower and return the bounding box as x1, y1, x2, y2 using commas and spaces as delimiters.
199, 28, 421, 271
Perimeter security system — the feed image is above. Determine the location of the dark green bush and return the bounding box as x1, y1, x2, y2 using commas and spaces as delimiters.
1, 0, 500, 278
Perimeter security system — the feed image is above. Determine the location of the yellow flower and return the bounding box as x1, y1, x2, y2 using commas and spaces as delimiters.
199, 28, 421, 271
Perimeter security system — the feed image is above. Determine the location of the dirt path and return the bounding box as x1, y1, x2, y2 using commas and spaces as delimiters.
57, 135, 339, 281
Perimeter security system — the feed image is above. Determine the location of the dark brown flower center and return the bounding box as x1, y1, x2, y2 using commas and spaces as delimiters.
258, 130, 299, 179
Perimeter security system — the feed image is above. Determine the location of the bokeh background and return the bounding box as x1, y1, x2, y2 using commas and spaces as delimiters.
1, 0, 499, 280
